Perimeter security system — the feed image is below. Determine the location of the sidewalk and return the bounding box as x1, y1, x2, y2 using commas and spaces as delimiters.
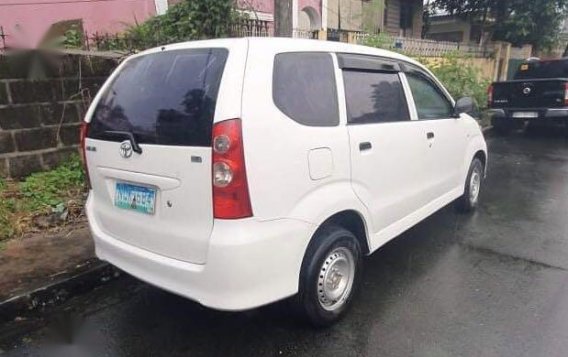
0, 223, 119, 322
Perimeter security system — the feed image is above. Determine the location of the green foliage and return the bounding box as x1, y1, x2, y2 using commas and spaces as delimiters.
96, 0, 241, 51
19, 155, 85, 211
62, 26, 83, 49
495, 0, 568, 52
419, 52, 491, 108
362, 33, 398, 52
432, 0, 568, 52
0, 155, 86, 240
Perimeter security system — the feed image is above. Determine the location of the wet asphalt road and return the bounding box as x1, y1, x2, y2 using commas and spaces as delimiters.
2, 131, 568, 357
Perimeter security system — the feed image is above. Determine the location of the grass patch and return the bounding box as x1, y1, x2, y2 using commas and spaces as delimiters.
0, 155, 87, 241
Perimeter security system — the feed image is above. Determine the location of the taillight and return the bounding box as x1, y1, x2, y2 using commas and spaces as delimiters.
79, 121, 91, 188
212, 119, 252, 219
564, 83, 568, 106
487, 84, 494, 107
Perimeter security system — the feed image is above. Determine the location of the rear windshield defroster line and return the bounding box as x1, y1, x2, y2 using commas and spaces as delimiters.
88, 48, 229, 147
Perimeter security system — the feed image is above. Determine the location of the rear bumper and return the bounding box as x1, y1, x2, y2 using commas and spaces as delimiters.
488, 108, 568, 119
86, 195, 316, 311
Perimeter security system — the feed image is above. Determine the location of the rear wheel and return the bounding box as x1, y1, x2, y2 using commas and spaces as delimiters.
456, 158, 484, 213
294, 225, 363, 327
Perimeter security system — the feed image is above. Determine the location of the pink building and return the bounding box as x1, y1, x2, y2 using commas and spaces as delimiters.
0, 0, 160, 48
0, 0, 323, 49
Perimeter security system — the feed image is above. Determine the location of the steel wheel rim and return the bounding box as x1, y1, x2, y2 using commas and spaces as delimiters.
317, 247, 355, 312
470, 166, 482, 204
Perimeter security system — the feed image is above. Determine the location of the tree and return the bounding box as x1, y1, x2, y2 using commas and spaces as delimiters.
495, 0, 568, 52
120, 0, 240, 50
432, 0, 568, 52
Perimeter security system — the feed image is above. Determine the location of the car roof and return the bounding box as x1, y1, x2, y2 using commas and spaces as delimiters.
246, 37, 421, 65
135, 37, 428, 73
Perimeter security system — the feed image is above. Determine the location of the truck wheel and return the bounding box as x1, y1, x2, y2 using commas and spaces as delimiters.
492, 117, 513, 136
295, 225, 363, 327
456, 158, 484, 213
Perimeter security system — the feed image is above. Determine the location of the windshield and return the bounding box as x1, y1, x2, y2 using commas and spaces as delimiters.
514, 60, 568, 80
88, 48, 228, 147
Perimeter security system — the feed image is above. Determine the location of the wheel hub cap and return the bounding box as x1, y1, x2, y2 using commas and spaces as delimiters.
470, 168, 482, 204
317, 247, 355, 311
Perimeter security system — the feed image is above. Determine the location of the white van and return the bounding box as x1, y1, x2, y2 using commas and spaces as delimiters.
82, 38, 487, 326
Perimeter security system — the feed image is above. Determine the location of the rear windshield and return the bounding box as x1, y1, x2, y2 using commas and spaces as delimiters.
514, 60, 568, 80
88, 48, 228, 147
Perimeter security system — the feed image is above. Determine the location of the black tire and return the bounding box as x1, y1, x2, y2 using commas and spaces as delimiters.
492, 117, 514, 136
294, 225, 363, 327
456, 158, 484, 213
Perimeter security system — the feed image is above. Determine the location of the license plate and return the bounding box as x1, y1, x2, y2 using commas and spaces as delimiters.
114, 183, 156, 215
512, 111, 538, 118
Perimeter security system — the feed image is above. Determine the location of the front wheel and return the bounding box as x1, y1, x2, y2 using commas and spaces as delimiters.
456, 158, 484, 213
294, 225, 363, 327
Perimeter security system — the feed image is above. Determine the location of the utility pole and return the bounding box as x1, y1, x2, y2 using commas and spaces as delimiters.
274, 0, 293, 37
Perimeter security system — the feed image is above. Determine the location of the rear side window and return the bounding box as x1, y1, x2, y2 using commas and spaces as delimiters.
89, 48, 228, 146
343, 71, 410, 124
273, 53, 339, 127
514, 60, 568, 79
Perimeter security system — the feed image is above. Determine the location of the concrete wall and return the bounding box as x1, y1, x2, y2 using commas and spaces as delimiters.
427, 18, 472, 43
362, 0, 385, 33
420, 56, 497, 82
0, 51, 118, 178
326, 0, 364, 31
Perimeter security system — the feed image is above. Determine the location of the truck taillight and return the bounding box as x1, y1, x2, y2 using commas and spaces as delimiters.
487, 84, 494, 107
564, 83, 568, 106
212, 119, 252, 219
79, 121, 91, 188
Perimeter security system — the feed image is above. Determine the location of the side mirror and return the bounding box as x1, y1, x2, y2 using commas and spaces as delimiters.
455, 96, 480, 119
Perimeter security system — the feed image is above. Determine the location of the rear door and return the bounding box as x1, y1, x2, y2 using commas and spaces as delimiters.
340, 54, 429, 235
85, 41, 246, 264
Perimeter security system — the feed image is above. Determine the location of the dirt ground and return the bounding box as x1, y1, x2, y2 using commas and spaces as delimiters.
0, 223, 95, 301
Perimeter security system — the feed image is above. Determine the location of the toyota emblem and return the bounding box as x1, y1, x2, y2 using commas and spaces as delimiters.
523, 87, 531, 95
119, 141, 133, 159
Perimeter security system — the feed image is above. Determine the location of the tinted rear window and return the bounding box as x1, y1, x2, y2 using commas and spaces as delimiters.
273, 52, 339, 127
343, 70, 410, 124
89, 48, 228, 146
514, 60, 568, 80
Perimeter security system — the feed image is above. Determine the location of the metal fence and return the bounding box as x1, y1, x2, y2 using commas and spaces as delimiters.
230, 19, 272, 37
292, 29, 318, 39
82, 19, 274, 52
354, 32, 495, 58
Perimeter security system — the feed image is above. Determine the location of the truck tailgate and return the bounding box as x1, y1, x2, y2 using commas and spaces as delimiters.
492, 79, 567, 109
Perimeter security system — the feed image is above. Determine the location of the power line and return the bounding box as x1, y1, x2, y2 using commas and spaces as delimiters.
0, 0, 146, 7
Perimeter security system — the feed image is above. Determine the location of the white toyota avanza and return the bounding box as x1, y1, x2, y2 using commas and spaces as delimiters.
82, 38, 487, 326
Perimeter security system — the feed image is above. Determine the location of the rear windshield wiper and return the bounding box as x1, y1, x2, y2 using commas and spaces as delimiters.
103, 130, 143, 154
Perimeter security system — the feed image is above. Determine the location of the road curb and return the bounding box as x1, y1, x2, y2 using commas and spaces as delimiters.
0, 260, 121, 324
